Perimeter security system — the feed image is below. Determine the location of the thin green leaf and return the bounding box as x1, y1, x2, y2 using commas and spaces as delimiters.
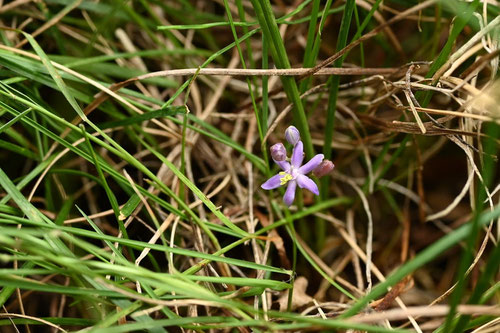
21, 32, 87, 121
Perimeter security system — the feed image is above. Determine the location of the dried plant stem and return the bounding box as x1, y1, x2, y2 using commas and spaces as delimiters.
349, 305, 500, 324
134, 67, 397, 79
433, 14, 500, 80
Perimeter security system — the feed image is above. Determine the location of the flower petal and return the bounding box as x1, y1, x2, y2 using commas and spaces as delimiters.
296, 174, 319, 195
283, 180, 297, 206
276, 160, 290, 172
261, 174, 282, 190
299, 154, 324, 174
291, 141, 304, 168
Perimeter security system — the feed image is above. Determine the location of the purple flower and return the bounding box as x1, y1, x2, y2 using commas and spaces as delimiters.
284, 126, 300, 146
270, 143, 287, 162
261, 140, 324, 206
313, 159, 335, 178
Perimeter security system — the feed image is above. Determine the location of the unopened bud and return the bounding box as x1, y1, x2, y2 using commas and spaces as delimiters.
270, 143, 287, 161
313, 160, 335, 178
285, 126, 300, 146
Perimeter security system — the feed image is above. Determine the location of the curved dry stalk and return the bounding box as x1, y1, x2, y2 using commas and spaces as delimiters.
444, 42, 485, 77
414, 107, 499, 123
471, 316, 500, 333
426, 170, 475, 221
347, 210, 364, 290
0, 313, 67, 332
433, 14, 500, 81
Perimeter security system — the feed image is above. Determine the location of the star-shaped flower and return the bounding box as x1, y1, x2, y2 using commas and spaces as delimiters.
261, 140, 324, 206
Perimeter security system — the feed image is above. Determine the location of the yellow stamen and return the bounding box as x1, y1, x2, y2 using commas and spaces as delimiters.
279, 171, 293, 185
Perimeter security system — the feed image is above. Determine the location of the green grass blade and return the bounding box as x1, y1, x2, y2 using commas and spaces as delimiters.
21, 32, 87, 121
0, 168, 46, 224
249, 0, 314, 158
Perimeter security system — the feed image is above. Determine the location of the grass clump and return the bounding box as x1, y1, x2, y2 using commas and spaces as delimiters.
0, 1, 499, 332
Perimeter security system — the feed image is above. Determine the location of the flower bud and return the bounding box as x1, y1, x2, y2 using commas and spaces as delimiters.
312, 159, 335, 178
285, 126, 300, 146
270, 143, 287, 162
